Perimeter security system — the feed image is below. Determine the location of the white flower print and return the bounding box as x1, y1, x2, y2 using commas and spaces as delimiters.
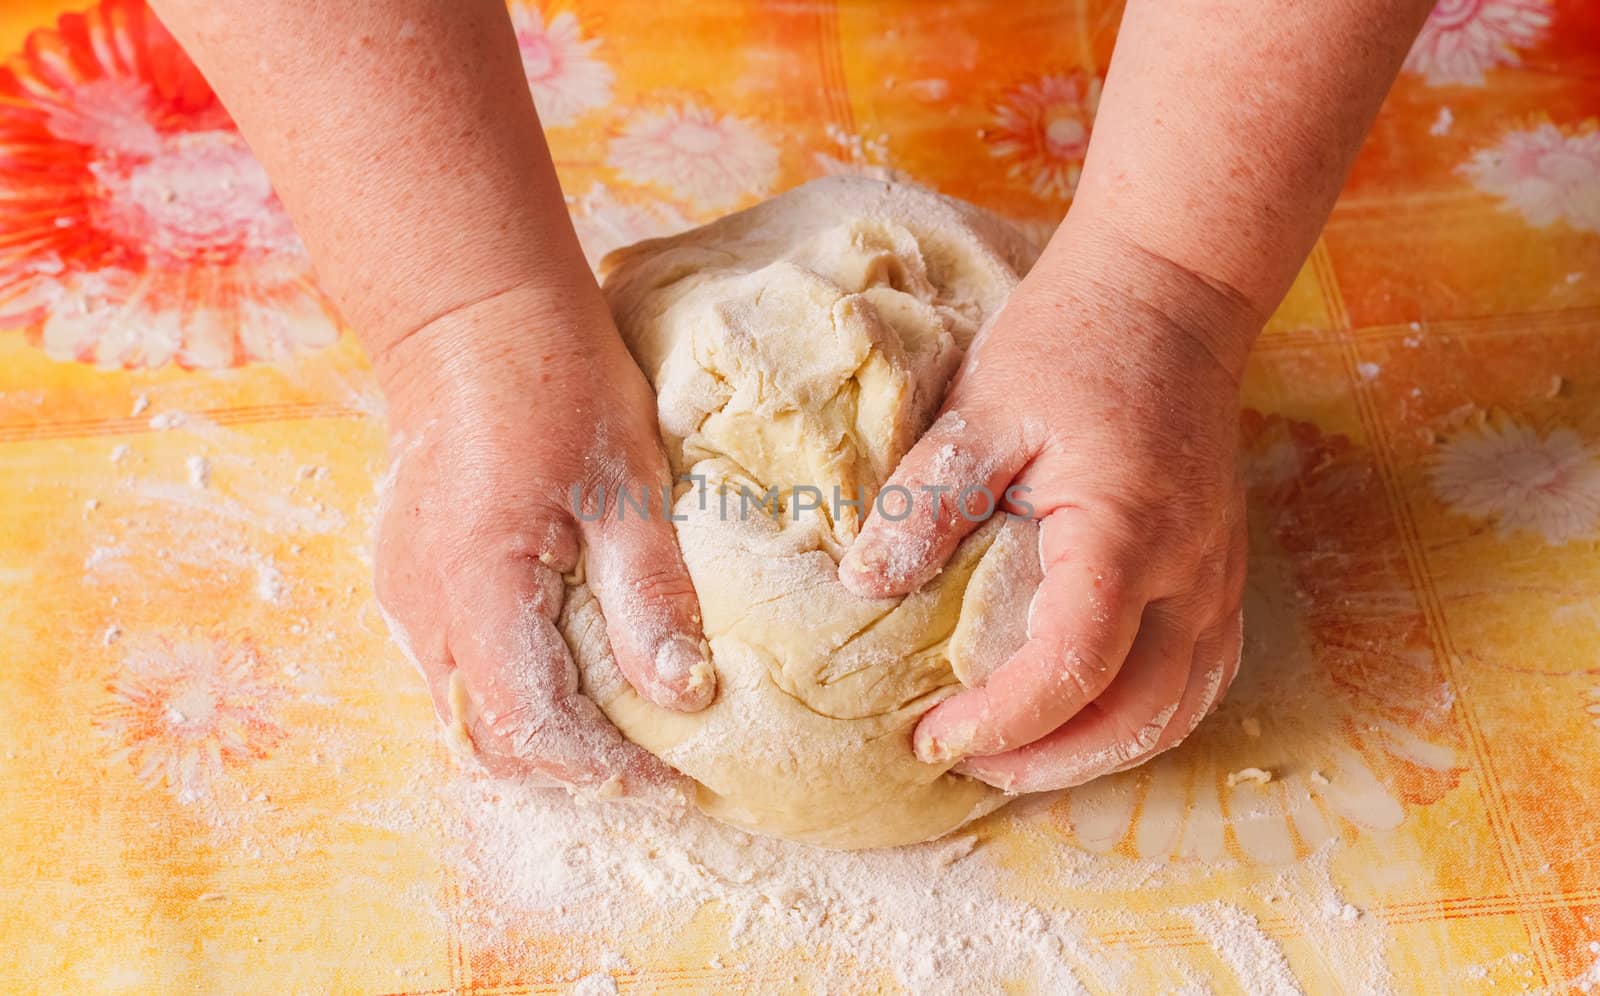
1431, 417, 1600, 545
1403, 0, 1552, 87
1461, 123, 1600, 233
0, 1, 337, 370
511, 5, 614, 127
607, 102, 779, 210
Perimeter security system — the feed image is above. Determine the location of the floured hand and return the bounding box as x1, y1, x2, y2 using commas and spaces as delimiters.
839, 223, 1254, 793
373, 283, 715, 798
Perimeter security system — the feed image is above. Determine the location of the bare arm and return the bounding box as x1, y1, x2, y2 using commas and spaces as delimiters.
845, 0, 1436, 790
1052, 0, 1438, 355
150, 0, 714, 793
147, 0, 588, 377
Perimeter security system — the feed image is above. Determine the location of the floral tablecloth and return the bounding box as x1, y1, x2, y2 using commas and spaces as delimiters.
3, 0, 1599, 993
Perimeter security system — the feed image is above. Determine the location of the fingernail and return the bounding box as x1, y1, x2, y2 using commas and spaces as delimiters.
655, 635, 716, 710
841, 539, 887, 581
442, 670, 478, 760
915, 722, 962, 764
956, 762, 1021, 795
589, 772, 626, 801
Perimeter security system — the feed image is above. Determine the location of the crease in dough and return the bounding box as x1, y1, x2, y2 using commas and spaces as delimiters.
562, 176, 1044, 849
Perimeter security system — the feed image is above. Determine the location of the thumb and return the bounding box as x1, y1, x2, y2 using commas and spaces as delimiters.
839, 408, 1029, 598
581, 475, 716, 712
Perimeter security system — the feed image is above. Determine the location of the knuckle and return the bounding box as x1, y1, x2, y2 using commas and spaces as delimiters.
1108, 705, 1168, 757
1056, 644, 1116, 701
1197, 663, 1231, 722
440, 523, 570, 587
1081, 496, 1220, 596
1076, 502, 1153, 561
584, 439, 668, 493
625, 565, 697, 607
1070, 559, 1144, 622
1093, 568, 1140, 614
1089, 461, 1230, 538
1189, 545, 1231, 596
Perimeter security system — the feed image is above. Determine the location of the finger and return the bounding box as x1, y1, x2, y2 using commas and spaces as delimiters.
913, 510, 1149, 762
839, 408, 1028, 599
583, 473, 716, 712
1206, 512, 1249, 714
445, 549, 680, 796
952, 600, 1194, 792
1102, 522, 1247, 770
1109, 596, 1245, 772
1200, 602, 1245, 721
378, 506, 579, 743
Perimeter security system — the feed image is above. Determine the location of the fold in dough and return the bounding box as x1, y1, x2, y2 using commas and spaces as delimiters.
565, 176, 1042, 849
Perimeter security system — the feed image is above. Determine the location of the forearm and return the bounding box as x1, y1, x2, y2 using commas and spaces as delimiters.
148, 0, 590, 380
1044, 0, 1434, 357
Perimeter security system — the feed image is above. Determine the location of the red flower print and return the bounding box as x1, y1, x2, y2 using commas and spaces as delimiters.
0, 0, 338, 369
95, 633, 287, 804
983, 72, 1101, 200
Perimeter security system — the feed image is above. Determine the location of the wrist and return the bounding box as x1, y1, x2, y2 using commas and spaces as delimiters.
1031, 211, 1266, 376
347, 191, 602, 396
373, 278, 617, 428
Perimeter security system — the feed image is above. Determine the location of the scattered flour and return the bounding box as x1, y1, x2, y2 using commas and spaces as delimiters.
1579, 948, 1600, 994
186, 455, 212, 489
255, 558, 288, 604
570, 972, 620, 995
436, 773, 1115, 994
1182, 901, 1304, 995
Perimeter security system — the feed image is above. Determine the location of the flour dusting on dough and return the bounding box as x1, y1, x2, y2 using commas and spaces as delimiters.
573, 177, 1042, 848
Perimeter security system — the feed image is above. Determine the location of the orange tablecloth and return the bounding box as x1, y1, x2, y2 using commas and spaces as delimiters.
3, 1, 1599, 992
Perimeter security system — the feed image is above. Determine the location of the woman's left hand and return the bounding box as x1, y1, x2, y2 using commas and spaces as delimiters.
839, 223, 1258, 792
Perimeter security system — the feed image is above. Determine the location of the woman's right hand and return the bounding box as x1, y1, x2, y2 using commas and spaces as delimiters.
144, 0, 719, 796
373, 281, 715, 796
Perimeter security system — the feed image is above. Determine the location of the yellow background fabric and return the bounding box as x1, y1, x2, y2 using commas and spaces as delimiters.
2, 0, 1599, 991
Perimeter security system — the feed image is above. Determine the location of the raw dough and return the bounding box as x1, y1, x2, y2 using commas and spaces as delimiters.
563, 177, 1043, 849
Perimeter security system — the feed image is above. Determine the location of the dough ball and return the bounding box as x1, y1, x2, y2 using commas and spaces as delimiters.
563, 177, 1042, 849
